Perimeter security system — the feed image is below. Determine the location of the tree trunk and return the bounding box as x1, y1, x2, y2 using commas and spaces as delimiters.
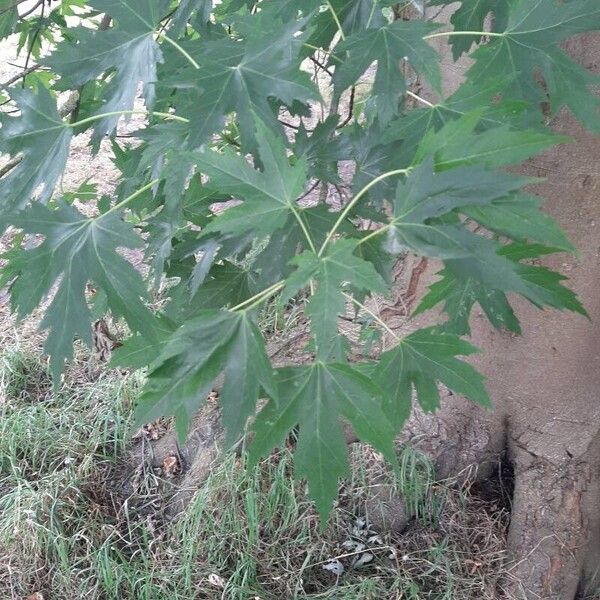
400, 28, 600, 599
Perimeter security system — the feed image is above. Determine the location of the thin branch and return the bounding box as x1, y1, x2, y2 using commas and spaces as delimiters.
309, 55, 334, 77
0, 64, 41, 88
279, 119, 301, 131
0, 0, 30, 17
19, 0, 43, 19
297, 180, 321, 202
99, 13, 112, 30
0, 156, 21, 178
337, 86, 356, 128
221, 133, 240, 147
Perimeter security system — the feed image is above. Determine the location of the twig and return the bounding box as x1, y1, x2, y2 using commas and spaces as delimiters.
221, 133, 240, 148
297, 180, 321, 202
309, 56, 334, 77
19, 0, 43, 19
0, 64, 40, 88
0, 156, 21, 179
0, 0, 31, 17
337, 86, 356, 128
279, 119, 300, 131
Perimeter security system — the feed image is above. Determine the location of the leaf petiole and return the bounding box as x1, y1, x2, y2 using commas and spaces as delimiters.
101, 178, 161, 218
423, 30, 506, 41
318, 168, 411, 257
292, 209, 318, 253
67, 110, 189, 129
343, 292, 398, 341
231, 281, 285, 312
406, 90, 434, 107
159, 34, 201, 69
325, 0, 346, 41
358, 224, 391, 247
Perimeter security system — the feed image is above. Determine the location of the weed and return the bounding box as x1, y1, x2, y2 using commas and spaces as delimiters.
0, 342, 510, 599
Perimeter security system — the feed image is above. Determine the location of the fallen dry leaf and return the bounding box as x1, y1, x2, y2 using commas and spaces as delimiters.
27, 593, 44, 600
465, 558, 483, 575
162, 455, 179, 478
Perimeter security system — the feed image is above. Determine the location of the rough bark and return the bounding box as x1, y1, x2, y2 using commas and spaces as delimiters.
401, 26, 600, 599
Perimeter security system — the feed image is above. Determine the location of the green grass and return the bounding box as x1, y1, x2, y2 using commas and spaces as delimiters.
0, 343, 510, 599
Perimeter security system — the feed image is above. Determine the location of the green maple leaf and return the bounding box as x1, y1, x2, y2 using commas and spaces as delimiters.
430, 0, 511, 59
0, 87, 72, 217
259, 0, 320, 20
384, 161, 584, 318
466, 0, 600, 130
135, 310, 275, 442
0, 0, 18, 40
415, 270, 522, 335
381, 77, 533, 158
334, 20, 442, 123
171, 0, 212, 35
294, 116, 352, 184
282, 239, 388, 361
248, 362, 396, 519
392, 160, 532, 223
463, 194, 573, 251
44, 0, 169, 142
189, 262, 259, 312
417, 242, 586, 335
6, 203, 156, 379
373, 328, 490, 429
253, 204, 352, 287
343, 122, 404, 200
195, 122, 308, 239
307, 0, 384, 51
168, 15, 317, 149
110, 315, 177, 369
415, 110, 566, 170
385, 160, 530, 258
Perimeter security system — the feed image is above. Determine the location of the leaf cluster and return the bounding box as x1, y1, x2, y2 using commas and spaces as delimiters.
0, 0, 595, 517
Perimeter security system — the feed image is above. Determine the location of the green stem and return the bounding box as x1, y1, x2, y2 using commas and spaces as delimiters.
318, 168, 411, 257
366, 1, 378, 29
325, 0, 346, 41
358, 224, 391, 247
302, 43, 343, 63
423, 30, 505, 41
68, 110, 189, 129
343, 292, 398, 340
231, 281, 285, 312
101, 178, 160, 218
406, 90, 434, 108
159, 34, 201, 69
292, 209, 317, 254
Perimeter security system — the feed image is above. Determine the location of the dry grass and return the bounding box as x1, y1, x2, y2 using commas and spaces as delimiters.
0, 314, 521, 600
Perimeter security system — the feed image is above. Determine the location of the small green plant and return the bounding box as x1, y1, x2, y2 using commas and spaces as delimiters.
0, 0, 596, 518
